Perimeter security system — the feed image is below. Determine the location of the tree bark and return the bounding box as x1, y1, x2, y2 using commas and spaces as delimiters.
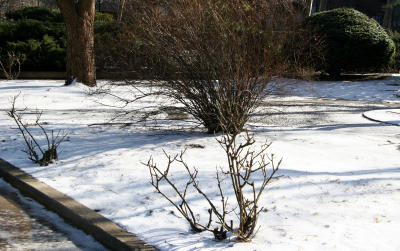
56, 0, 96, 87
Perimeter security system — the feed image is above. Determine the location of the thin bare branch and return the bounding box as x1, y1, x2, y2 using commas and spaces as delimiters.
7, 95, 68, 166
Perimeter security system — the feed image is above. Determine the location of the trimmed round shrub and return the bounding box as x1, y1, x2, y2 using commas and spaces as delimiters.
304, 8, 395, 75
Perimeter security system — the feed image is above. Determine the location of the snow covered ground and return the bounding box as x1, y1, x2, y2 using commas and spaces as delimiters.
0, 76, 399, 251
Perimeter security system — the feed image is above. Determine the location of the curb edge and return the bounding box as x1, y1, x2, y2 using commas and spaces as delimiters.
0, 158, 158, 251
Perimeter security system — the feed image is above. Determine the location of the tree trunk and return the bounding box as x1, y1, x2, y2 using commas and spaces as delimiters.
384, 0, 393, 30
318, 0, 328, 11
305, 0, 314, 17
56, 0, 96, 87
118, 0, 126, 22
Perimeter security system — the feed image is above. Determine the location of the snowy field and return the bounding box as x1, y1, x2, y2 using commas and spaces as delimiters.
0, 77, 399, 251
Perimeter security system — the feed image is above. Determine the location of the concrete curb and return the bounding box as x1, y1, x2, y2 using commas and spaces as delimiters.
0, 158, 158, 251
362, 109, 400, 126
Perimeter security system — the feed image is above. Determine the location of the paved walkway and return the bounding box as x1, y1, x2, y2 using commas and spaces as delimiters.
0, 193, 32, 249
0, 178, 108, 250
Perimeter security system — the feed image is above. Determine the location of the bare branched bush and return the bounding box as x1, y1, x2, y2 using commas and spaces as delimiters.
283, 23, 326, 80
145, 129, 280, 241
111, 0, 315, 133
7, 95, 68, 166
0, 50, 22, 80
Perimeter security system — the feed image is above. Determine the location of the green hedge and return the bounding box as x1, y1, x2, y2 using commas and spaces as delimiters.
0, 7, 114, 72
0, 19, 65, 44
303, 8, 395, 75
0, 19, 66, 71
5, 7, 63, 22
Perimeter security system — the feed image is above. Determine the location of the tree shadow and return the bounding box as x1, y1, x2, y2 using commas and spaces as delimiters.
0, 85, 57, 90
138, 227, 231, 251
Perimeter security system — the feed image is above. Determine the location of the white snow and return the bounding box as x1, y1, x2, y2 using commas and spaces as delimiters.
363, 109, 400, 126
269, 76, 400, 102
0, 76, 399, 251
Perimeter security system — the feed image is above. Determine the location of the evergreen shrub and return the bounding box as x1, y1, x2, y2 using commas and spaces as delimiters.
0, 19, 66, 71
304, 8, 395, 75
5, 7, 63, 22
1, 7, 115, 72
94, 12, 114, 25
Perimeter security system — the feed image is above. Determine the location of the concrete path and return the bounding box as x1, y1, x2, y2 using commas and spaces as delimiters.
0, 178, 108, 250
0, 192, 32, 249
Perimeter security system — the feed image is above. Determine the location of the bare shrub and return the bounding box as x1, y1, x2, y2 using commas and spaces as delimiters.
7, 95, 68, 166
0, 50, 22, 80
112, 0, 314, 133
283, 22, 326, 80
145, 129, 280, 241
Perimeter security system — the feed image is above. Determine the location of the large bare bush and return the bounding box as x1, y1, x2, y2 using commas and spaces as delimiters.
113, 0, 312, 133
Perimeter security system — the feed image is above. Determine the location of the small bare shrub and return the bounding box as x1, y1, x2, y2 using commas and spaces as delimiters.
7, 95, 67, 166
145, 129, 280, 241
0, 50, 22, 80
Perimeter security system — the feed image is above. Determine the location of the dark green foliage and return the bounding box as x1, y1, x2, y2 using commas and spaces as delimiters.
304, 8, 395, 75
94, 12, 114, 25
390, 31, 400, 72
1, 6, 115, 72
0, 19, 65, 45
12, 19, 65, 41
0, 22, 16, 43
0, 19, 66, 71
94, 22, 119, 70
93, 14, 120, 70
6, 35, 66, 71
5, 7, 63, 22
